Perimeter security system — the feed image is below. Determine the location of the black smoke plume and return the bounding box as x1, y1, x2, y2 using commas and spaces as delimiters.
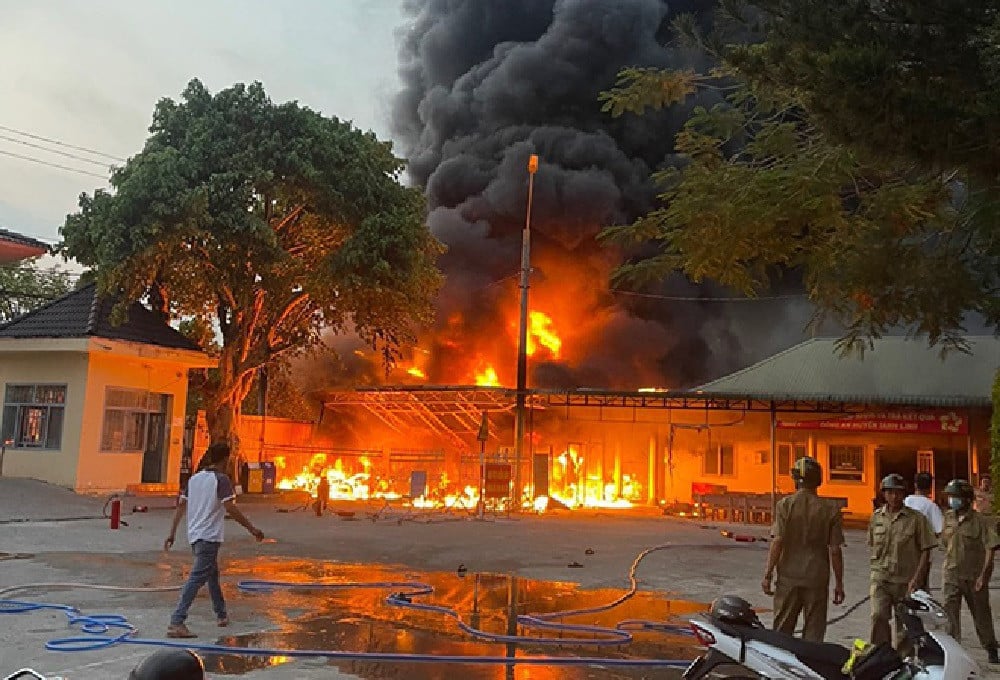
390, 0, 817, 389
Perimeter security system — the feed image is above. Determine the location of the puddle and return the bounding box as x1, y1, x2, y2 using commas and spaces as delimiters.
205, 561, 702, 678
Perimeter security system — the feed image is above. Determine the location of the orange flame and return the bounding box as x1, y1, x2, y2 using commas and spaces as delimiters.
526, 310, 561, 358
406, 366, 427, 379
475, 364, 500, 386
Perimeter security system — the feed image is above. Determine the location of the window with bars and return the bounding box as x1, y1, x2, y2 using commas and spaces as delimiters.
704, 444, 735, 476
100, 388, 157, 453
828, 444, 865, 483
2, 384, 66, 449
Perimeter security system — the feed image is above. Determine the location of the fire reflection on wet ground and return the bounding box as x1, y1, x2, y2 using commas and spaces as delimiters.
210, 560, 702, 678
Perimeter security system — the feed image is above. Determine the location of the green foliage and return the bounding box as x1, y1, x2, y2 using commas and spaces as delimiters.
599, 68, 699, 117
727, 0, 1000, 183
0, 258, 75, 321
61, 79, 442, 443
598, 2, 1000, 354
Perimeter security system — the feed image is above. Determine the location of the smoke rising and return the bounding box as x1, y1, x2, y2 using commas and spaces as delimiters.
387, 0, 817, 389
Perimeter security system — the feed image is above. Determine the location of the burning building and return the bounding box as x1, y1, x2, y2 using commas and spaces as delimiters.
246, 3, 991, 518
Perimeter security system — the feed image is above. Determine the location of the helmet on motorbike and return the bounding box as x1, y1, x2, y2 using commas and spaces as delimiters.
880, 473, 906, 492
790, 457, 822, 489
943, 478, 975, 499
129, 649, 205, 680
709, 595, 763, 628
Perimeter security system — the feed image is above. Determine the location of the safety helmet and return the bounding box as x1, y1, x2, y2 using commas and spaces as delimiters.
880, 473, 907, 491
709, 595, 763, 628
790, 457, 822, 489
943, 478, 975, 499
129, 649, 205, 680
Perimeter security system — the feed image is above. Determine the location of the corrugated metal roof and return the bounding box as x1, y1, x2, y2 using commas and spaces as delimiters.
694, 336, 999, 407
0, 283, 203, 352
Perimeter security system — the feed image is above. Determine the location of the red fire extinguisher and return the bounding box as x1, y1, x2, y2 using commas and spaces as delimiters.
109, 497, 122, 530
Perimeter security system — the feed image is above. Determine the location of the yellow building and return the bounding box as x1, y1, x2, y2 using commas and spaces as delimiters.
321, 336, 997, 519
0, 284, 212, 493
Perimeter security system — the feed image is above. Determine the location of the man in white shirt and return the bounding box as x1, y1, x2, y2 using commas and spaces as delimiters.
905, 472, 943, 591
164, 443, 264, 638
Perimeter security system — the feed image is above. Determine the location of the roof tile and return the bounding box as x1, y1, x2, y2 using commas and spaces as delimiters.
0, 283, 203, 352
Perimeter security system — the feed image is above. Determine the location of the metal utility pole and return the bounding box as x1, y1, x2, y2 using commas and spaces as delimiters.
477, 411, 489, 520
513, 154, 539, 511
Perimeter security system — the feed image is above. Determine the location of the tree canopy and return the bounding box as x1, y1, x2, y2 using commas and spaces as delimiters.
0, 259, 75, 321
61, 79, 442, 445
599, 1, 1000, 353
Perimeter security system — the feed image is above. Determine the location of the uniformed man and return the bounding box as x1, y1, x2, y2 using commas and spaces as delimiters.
762, 457, 846, 642
868, 473, 936, 648
940, 478, 999, 665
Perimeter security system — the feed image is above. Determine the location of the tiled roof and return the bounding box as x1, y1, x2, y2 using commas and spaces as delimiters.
0, 283, 203, 352
694, 336, 1000, 407
0, 228, 49, 252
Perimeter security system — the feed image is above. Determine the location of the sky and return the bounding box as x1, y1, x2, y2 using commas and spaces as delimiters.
0, 0, 405, 246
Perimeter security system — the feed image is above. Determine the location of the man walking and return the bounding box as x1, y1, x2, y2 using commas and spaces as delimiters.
164, 443, 264, 638
905, 472, 943, 590
762, 457, 845, 642
940, 479, 999, 665
868, 473, 936, 648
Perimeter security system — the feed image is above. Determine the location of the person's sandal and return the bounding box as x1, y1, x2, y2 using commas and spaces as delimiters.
166, 623, 197, 638
217, 617, 230, 627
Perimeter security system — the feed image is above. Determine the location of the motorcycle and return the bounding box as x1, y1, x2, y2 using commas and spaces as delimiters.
682, 590, 982, 679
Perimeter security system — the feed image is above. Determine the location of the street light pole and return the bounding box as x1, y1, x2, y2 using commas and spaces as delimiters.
513, 154, 539, 510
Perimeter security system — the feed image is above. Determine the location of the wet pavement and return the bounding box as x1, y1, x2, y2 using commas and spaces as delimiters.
202, 563, 697, 678
2, 477, 999, 677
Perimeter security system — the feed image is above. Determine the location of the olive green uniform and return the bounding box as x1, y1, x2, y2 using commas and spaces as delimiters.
771, 490, 845, 642
940, 509, 999, 651
868, 506, 936, 646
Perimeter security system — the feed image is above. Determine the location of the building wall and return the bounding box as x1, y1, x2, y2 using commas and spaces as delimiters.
0, 350, 89, 487
531, 405, 987, 518
76, 351, 190, 493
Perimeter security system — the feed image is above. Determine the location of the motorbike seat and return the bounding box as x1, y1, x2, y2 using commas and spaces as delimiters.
715, 619, 850, 679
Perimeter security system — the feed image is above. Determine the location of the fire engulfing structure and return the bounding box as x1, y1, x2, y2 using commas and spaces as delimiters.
271, 2, 829, 510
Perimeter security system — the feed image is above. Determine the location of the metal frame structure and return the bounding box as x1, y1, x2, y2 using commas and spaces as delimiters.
323, 386, 518, 449
322, 385, 985, 449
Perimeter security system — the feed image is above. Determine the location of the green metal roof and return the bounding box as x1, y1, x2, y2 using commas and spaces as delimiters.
694, 336, 999, 408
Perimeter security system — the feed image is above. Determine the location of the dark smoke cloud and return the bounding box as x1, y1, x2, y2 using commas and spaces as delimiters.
392, 0, 821, 388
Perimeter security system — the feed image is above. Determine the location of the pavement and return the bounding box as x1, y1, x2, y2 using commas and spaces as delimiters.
1, 478, 998, 678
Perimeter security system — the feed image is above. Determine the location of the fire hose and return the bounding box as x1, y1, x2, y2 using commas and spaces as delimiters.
0, 542, 883, 669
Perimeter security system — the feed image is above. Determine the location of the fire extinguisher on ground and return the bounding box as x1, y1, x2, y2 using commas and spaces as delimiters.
108, 497, 122, 530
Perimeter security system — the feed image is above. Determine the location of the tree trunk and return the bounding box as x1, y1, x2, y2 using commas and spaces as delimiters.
203, 342, 248, 480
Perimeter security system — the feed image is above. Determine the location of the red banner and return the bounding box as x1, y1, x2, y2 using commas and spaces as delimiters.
483, 463, 512, 499
777, 411, 967, 435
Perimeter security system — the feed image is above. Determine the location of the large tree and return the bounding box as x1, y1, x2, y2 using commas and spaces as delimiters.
0, 259, 75, 321
62, 79, 442, 447
600, 3, 1000, 350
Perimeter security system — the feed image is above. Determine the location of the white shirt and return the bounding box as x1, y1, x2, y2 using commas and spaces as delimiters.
904, 494, 943, 534
181, 470, 236, 543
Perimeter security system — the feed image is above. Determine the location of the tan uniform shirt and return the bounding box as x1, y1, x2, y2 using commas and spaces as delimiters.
940, 509, 1000, 583
868, 506, 936, 584
772, 490, 845, 587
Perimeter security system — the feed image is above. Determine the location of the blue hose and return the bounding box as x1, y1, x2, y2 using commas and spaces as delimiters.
0, 542, 747, 667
